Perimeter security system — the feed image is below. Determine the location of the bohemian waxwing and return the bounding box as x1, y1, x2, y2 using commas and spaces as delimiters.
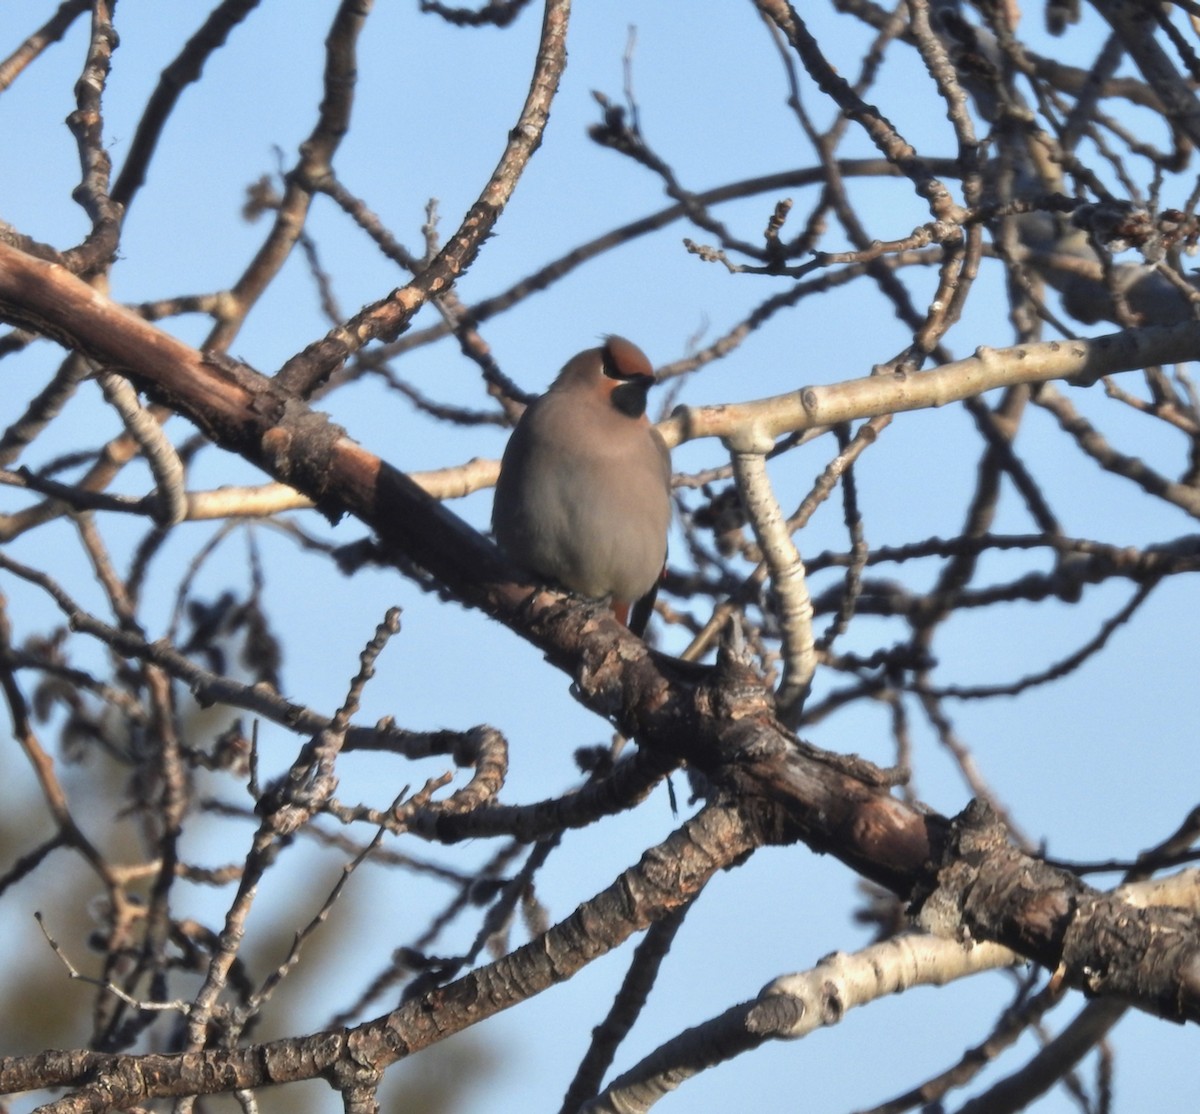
492, 335, 672, 635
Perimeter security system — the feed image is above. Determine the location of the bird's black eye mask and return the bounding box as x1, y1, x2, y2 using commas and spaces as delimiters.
610, 375, 652, 418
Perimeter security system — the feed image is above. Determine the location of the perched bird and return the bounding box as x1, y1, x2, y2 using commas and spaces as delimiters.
492, 335, 671, 635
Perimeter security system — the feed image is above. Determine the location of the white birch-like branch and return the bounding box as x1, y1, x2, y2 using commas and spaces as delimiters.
758, 934, 1020, 1038
96, 368, 187, 526
730, 448, 816, 716
657, 321, 1200, 449
583, 933, 1018, 1114
0, 459, 503, 538
1118, 867, 1200, 908
184, 457, 501, 520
